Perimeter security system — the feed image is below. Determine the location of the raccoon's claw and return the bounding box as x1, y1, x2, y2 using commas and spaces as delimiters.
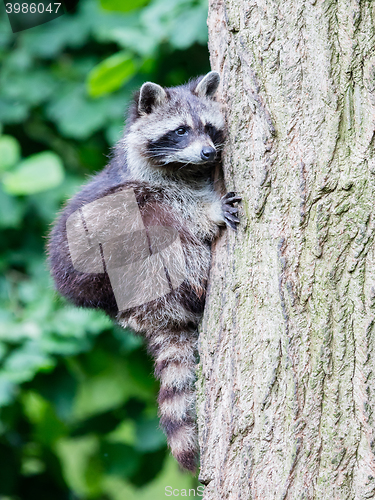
226, 219, 238, 231
224, 192, 242, 204
222, 192, 241, 230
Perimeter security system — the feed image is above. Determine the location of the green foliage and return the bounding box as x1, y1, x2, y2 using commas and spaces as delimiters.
87, 52, 137, 97
100, 0, 150, 13
0, 135, 21, 172
2, 151, 65, 195
0, 0, 209, 497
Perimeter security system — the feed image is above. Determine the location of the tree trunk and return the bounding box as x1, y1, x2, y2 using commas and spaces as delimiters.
197, 0, 375, 498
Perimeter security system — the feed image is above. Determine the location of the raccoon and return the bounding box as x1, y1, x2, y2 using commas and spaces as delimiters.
48, 71, 240, 472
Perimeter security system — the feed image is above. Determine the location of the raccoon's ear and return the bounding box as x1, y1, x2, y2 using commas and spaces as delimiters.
138, 82, 167, 114
195, 71, 220, 99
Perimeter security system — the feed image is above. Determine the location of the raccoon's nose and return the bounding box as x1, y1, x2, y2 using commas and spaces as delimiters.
201, 146, 216, 162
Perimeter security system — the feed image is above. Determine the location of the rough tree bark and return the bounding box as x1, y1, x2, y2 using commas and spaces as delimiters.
197, 0, 375, 498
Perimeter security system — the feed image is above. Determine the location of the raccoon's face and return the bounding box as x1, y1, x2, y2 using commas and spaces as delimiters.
147, 120, 221, 167
124, 72, 225, 177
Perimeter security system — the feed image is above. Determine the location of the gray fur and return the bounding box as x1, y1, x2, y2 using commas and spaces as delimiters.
48, 72, 240, 473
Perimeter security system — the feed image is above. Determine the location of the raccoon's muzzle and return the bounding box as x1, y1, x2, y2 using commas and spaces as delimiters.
200, 146, 216, 162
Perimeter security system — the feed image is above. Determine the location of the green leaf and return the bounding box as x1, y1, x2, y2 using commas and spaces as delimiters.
2, 151, 64, 195
73, 351, 152, 421
135, 417, 166, 452
0, 320, 42, 343
101, 455, 196, 500
0, 135, 21, 171
2, 341, 55, 384
41, 336, 92, 356
0, 97, 28, 124
0, 185, 25, 228
96, 27, 156, 57
112, 327, 143, 353
100, 0, 150, 13
22, 391, 67, 445
49, 308, 110, 339
87, 52, 137, 97
20, 16, 90, 58
106, 420, 137, 446
101, 442, 140, 478
169, 4, 209, 49
46, 87, 109, 139
55, 435, 103, 497
0, 375, 17, 407
0, 69, 57, 106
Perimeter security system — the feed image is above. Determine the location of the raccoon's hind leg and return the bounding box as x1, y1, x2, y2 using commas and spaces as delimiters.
147, 327, 199, 472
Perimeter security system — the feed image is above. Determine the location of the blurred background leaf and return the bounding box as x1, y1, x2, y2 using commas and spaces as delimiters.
0, 0, 209, 497
2, 151, 65, 195
100, 0, 150, 13
87, 51, 137, 97
0, 135, 21, 171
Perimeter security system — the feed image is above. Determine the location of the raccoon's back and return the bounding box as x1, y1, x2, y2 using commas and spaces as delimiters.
48, 174, 210, 320
48, 170, 123, 315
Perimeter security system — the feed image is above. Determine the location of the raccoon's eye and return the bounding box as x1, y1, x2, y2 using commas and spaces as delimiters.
205, 124, 214, 136
175, 127, 188, 136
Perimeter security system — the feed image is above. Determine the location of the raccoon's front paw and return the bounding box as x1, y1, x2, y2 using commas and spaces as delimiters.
222, 192, 241, 230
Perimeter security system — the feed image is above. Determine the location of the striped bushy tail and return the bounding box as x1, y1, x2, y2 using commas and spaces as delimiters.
147, 327, 198, 472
